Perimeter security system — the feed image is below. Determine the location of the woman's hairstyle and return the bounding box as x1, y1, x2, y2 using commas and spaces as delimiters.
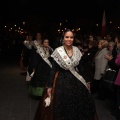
89, 40, 98, 47
99, 39, 108, 48
108, 41, 116, 47
42, 38, 49, 44
61, 29, 75, 39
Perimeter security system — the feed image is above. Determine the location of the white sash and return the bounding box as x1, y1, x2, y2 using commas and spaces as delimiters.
52, 46, 88, 89
37, 46, 52, 68
32, 40, 40, 49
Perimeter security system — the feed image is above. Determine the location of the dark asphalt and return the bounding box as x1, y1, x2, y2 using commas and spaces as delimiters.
0, 51, 117, 120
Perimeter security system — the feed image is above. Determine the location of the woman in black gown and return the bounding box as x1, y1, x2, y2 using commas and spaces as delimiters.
28, 38, 53, 97
34, 29, 98, 120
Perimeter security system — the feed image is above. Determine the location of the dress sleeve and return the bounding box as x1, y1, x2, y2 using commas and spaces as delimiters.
46, 59, 59, 88
115, 54, 120, 66
100, 51, 109, 74
32, 50, 40, 69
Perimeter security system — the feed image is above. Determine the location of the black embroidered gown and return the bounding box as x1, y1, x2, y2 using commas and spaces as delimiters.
28, 48, 53, 97
46, 59, 96, 120
34, 46, 97, 120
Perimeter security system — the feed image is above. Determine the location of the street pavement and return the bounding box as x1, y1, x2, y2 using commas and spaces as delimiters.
0, 53, 117, 120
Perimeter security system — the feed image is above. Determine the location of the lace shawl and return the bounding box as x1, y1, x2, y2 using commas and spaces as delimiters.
51, 46, 82, 70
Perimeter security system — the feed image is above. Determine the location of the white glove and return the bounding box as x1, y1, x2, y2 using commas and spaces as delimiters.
44, 97, 51, 107
26, 71, 31, 81
30, 72, 34, 77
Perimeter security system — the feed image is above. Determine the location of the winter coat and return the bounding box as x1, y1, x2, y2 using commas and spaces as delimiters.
94, 48, 109, 80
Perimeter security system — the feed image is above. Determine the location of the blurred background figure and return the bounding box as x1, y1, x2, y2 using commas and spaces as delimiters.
97, 41, 118, 100
20, 34, 33, 71
112, 39, 120, 120
79, 40, 98, 86
28, 38, 53, 99
91, 39, 109, 96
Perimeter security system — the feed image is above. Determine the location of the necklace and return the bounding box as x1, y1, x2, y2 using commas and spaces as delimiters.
64, 46, 73, 55
66, 50, 71, 54
66, 49, 73, 56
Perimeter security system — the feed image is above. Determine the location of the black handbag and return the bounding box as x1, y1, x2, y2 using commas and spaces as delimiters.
103, 68, 116, 91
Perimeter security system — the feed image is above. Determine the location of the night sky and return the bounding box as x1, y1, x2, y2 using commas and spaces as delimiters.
1, 0, 120, 20
0, 0, 120, 32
